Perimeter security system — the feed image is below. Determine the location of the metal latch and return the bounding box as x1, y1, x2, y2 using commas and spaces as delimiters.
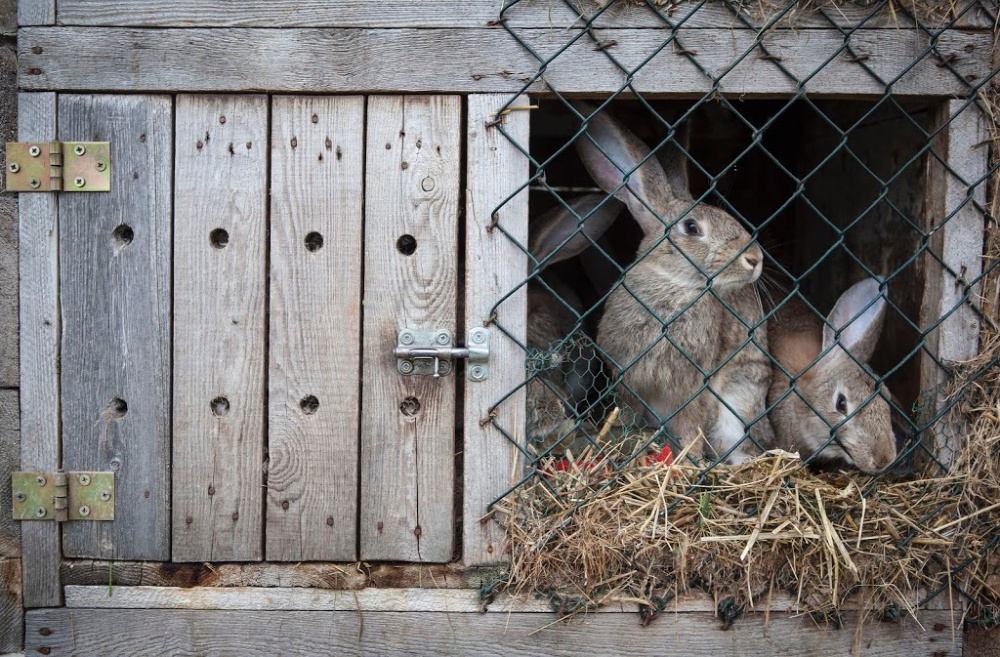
5, 142, 111, 192
12, 471, 115, 521
395, 328, 491, 381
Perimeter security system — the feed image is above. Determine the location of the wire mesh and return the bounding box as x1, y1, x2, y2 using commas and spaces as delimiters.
481, 0, 1000, 625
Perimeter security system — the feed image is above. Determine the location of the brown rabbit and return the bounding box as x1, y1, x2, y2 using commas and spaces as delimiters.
575, 104, 773, 462
526, 194, 622, 451
766, 278, 896, 473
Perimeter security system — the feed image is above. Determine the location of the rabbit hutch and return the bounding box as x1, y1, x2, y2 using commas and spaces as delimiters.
2, 0, 1000, 655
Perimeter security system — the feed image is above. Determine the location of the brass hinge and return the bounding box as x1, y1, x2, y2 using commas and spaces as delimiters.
5, 142, 111, 192
11, 471, 115, 521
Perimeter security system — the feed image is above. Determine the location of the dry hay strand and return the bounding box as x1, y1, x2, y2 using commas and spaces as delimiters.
493, 79, 1000, 633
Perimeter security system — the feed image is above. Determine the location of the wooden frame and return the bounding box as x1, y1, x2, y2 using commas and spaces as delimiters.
8, 0, 996, 654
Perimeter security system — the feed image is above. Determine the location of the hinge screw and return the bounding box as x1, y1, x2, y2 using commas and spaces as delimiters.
79, 505, 91, 517
35, 507, 46, 518
8, 162, 19, 173
29, 178, 40, 189
399, 360, 414, 374
14, 492, 25, 502
400, 331, 415, 346
96, 161, 107, 172
436, 331, 450, 345
73, 177, 86, 188
74, 144, 86, 156
28, 145, 40, 157
100, 490, 111, 501
78, 474, 91, 486
35, 475, 46, 486
472, 330, 486, 344
470, 365, 486, 381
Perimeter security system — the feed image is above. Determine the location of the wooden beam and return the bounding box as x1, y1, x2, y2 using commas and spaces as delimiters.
25, 607, 962, 656
16, 0, 53, 26
17, 91, 60, 608
172, 95, 268, 562
17, 27, 990, 97
50, 0, 997, 30
61, 560, 505, 590
0, 558, 22, 654
0, 391, 19, 559
463, 95, 529, 565
61, 585, 956, 614
266, 96, 364, 561
58, 94, 173, 561
360, 96, 461, 562
919, 99, 989, 470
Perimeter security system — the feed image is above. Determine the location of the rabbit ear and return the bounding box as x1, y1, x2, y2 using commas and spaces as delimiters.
822, 278, 887, 361
574, 103, 690, 236
529, 194, 623, 269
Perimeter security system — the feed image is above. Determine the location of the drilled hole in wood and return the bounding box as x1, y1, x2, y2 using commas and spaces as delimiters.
209, 228, 229, 249
396, 234, 417, 256
104, 398, 128, 421
210, 396, 230, 417
304, 232, 324, 252
399, 396, 420, 417
112, 224, 134, 248
300, 395, 320, 415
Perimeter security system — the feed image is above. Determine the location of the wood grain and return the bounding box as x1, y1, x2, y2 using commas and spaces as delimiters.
0, 558, 22, 654
361, 96, 461, 562
17, 27, 990, 98
61, 585, 956, 613
463, 95, 530, 565
16, 0, 54, 26
0, 390, 19, 558
25, 608, 962, 656
267, 96, 364, 561
51, 0, 995, 30
173, 95, 268, 562
58, 94, 172, 560
61, 560, 505, 590
17, 92, 60, 608
919, 99, 988, 470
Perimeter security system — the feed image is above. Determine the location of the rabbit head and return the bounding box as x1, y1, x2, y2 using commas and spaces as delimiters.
769, 278, 896, 473
574, 104, 763, 292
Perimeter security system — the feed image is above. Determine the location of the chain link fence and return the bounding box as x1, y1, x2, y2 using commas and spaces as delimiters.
480, 0, 1000, 628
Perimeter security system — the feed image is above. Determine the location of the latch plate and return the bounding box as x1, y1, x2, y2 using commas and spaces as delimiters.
395, 328, 490, 381
12, 471, 115, 521
6, 142, 111, 192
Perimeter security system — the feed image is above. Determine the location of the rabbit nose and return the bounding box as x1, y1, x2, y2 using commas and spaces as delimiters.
742, 254, 759, 270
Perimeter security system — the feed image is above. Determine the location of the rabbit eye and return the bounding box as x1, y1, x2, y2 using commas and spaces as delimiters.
836, 393, 848, 415
682, 219, 702, 237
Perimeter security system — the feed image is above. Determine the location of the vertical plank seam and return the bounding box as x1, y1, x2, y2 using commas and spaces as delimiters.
261, 94, 272, 559
453, 95, 469, 562
168, 93, 177, 560
354, 96, 369, 562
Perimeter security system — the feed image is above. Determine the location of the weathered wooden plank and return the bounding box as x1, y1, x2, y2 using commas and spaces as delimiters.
173, 95, 268, 562
0, 391, 19, 559
919, 99, 988, 470
61, 560, 504, 590
18, 27, 990, 98
17, 92, 60, 608
0, 559, 22, 654
52, 0, 995, 30
25, 608, 962, 657
58, 94, 172, 560
16, 0, 53, 26
361, 95, 461, 562
267, 96, 364, 562
463, 95, 530, 565
60, 585, 955, 613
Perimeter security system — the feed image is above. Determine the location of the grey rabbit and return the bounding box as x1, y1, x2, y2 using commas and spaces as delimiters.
526, 194, 622, 452
574, 103, 774, 463
766, 278, 896, 473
